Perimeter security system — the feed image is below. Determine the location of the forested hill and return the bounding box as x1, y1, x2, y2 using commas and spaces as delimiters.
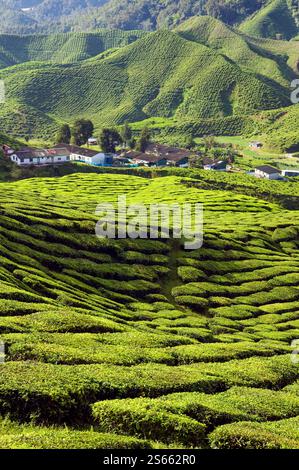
2, 0, 298, 40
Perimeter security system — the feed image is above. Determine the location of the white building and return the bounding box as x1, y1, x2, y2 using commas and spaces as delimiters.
88, 137, 98, 146
7, 143, 114, 167
53, 144, 114, 166
281, 169, 299, 178
9, 147, 70, 166
202, 157, 214, 170
203, 157, 228, 171
249, 141, 263, 150
254, 165, 281, 180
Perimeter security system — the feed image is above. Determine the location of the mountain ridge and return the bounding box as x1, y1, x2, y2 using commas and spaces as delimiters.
3, 0, 298, 40
240, 0, 299, 40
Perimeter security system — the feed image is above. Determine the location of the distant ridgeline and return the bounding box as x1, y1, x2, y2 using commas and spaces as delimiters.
1, 0, 299, 40
0, 15, 298, 150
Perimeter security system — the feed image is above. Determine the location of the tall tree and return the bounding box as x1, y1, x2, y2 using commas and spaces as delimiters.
203, 135, 216, 152
136, 126, 150, 152
99, 128, 121, 153
120, 121, 132, 148
189, 154, 203, 168
184, 133, 196, 150
55, 124, 71, 144
71, 119, 94, 145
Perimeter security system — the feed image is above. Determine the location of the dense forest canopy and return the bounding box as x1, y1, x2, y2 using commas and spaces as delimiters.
0, 0, 270, 33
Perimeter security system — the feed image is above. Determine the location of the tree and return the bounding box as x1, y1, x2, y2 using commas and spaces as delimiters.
184, 134, 196, 150
136, 126, 150, 152
209, 147, 223, 160
55, 124, 71, 144
203, 135, 216, 152
128, 138, 136, 149
71, 119, 94, 145
10, 165, 22, 180
70, 135, 77, 145
189, 154, 203, 168
120, 122, 132, 148
222, 148, 237, 164
99, 128, 121, 153
205, 0, 222, 18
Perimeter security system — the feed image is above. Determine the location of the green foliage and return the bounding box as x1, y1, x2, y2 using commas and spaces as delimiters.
272, 226, 299, 242
72, 119, 94, 145
93, 399, 206, 446
99, 128, 121, 153
0, 172, 298, 448
209, 417, 299, 449
120, 122, 132, 147
0, 1, 269, 35
240, 0, 298, 40
0, 418, 151, 449
55, 124, 71, 144
92, 385, 299, 446
136, 127, 151, 152
0, 361, 225, 423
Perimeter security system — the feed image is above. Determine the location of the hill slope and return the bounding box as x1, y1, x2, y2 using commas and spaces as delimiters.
240, 0, 299, 40
0, 19, 295, 139
0, 0, 270, 34
175, 16, 299, 83
0, 171, 298, 447
0, 30, 144, 69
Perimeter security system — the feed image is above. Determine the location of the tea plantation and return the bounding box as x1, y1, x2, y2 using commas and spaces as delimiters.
0, 172, 298, 448
240, 0, 299, 40
0, 15, 297, 144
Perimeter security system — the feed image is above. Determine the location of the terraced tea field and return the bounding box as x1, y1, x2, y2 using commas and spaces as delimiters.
0, 172, 299, 448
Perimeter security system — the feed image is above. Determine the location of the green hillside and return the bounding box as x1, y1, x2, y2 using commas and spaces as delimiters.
0, 171, 298, 448
130, 102, 299, 152
260, 104, 299, 151
0, 30, 145, 68
0, 20, 295, 140
240, 0, 299, 40
176, 15, 298, 85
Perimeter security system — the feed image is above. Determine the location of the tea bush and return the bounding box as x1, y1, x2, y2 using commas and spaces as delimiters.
0, 173, 298, 447
209, 417, 299, 449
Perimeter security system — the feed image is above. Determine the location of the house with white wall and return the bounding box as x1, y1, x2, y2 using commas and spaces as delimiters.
203, 157, 228, 171
249, 141, 263, 150
9, 147, 71, 166
254, 165, 282, 180
87, 137, 98, 146
281, 169, 299, 178
53, 144, 113, 166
